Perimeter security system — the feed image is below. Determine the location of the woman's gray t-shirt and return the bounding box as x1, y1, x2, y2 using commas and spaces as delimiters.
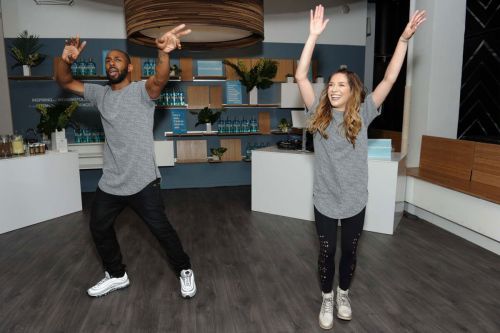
306, 93, 380, 219
84, 81, 160, 196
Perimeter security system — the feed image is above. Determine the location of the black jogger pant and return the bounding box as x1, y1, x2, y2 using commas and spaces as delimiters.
314, 206, 365, 293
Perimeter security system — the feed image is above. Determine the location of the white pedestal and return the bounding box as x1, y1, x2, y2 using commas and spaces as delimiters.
251, 147, 406, 235
0, 151, 82, 234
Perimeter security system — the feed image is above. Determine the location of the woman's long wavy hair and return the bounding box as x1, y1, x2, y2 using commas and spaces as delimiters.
308, 69, 366, 147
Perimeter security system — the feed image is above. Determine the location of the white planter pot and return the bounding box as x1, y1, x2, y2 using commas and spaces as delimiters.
249, 86, 258, 105
206, 123, 212, 133
51, 129, 68, 152
22, 65, 31, 77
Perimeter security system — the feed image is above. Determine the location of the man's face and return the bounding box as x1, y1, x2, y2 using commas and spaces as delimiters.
105, 51, 129, 84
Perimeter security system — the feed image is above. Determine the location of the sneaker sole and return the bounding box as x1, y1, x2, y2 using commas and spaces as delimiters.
337, 313, 352, 321
87, 281, 130, 297
181, 288, 196, 299
319, 319, 333, 330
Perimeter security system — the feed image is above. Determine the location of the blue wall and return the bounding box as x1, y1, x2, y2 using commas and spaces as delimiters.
6, 38, 365, 191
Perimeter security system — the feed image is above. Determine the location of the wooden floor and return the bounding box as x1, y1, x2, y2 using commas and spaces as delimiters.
1, 186, 499, 333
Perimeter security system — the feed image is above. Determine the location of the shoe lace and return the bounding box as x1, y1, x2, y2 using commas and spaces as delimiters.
321, 296, 334, 314
338, 292, 351, 308
181, 272, 192, 287
95, 274, 111, 287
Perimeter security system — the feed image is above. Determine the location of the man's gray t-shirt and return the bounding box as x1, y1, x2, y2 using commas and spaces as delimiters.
84, 81, 160, 195
306, 93, 380, 219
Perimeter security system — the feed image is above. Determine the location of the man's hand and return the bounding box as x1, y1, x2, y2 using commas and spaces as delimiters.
62, 35, 87, 65
155, 24, 192, 53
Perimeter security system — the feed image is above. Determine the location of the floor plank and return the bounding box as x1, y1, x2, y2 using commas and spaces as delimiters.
1, 186, 499, 332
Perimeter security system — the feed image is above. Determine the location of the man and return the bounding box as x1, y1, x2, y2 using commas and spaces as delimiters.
55, 24, 196, 298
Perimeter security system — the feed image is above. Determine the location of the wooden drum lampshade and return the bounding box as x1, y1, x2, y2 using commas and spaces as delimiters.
124, 0, 264, 50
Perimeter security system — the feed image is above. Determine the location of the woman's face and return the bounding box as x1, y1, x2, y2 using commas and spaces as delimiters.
327, 73, 351, 111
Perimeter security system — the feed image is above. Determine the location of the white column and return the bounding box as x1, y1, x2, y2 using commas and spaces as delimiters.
406, 0, 467, 166
0, 6, 14, 134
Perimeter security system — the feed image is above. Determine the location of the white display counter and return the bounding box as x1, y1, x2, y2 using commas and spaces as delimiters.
251, 147, 406, 235
0, 151, 82, 234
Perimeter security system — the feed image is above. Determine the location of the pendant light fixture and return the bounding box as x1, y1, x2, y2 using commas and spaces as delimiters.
124, 0, 264, 50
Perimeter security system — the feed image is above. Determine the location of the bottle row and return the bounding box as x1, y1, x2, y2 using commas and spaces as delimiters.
71, 58, 97, 76
217, 118, 259, 134
74, 128, 105, 143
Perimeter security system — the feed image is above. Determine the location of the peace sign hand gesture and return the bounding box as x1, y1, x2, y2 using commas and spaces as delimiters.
401, 10, 426, 41
310, 5, 330, 37
62, 35, 86, 65
156, 24, 192, 53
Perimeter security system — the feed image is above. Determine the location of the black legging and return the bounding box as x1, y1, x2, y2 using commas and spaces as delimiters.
314, 206, 365, 293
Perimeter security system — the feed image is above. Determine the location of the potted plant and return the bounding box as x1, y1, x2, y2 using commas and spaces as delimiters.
190, 106, 225, 132
170, 64, 182, 77
223, 59, 278, 104
210, 147, 227, 162
10, 30, 46, 76
278, 118, 291, 133
36, 101, 78, 151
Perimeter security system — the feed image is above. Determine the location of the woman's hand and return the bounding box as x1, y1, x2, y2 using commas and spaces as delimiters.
401, 10, 426, 42
310, 5, 329, 37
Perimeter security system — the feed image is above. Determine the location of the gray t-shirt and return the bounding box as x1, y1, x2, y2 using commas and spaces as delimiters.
306, 93, 380, 219
84, 81, 160, 195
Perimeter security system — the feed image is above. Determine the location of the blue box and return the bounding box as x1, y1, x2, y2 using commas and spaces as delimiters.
368, 139, 392, 159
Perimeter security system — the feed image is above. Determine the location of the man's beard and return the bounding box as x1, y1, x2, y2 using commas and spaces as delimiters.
106, 68, 128, 84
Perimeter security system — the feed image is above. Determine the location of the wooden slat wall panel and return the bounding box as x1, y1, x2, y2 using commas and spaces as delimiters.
176, 140, 207, 162
187, 86, 210, 109
273, 59, 294, 82
224, 58, 239, 80
130, 56, 142, 82
419, 135, 475, 181
219, 139, 241, 161
210, 86, 223, 109
258, 112, 271, 134
180, 57, 193, 81
471, 142, 500, 187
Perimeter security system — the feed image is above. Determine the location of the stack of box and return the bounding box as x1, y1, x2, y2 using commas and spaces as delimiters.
368, 139, 392, 159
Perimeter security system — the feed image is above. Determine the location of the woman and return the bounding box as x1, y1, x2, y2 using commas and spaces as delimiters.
295, 5, 426, 330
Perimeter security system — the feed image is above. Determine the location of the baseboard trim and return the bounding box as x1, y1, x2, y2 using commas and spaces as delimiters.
405, 203, 500, 256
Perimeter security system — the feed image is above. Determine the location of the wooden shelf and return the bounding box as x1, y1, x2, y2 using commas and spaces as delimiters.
175, 158, 208, 164
193, 75, 226, 81
156, 105, 187, 110
141, 76, 181, 81
9, 76, 54, 80
165, 131, 263, 137
8, 75, 108, 81
222, 104, 280, 108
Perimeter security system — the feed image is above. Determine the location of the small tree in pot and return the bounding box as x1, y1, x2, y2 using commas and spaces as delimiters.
10, 30, 46, 76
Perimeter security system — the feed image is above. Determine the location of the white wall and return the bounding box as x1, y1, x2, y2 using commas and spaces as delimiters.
0, 6, 13, 134
1, 0, 368, 45
1, 0, 126, 38
406, 0, 466, 166
264, 0, 367, 45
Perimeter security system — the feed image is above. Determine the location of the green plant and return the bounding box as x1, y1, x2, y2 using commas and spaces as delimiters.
190, 106, 225, 126
278, 118, 291, 133
36, 101, 79, 137
223, 59, 278, 93
170, 64, 181, 76
210, 147, 227, 159
10, 30, 46, 68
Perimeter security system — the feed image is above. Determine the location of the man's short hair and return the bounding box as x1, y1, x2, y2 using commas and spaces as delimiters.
107, 49, 131, 65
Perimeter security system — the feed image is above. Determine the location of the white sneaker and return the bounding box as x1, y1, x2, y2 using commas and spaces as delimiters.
319, 291, 334, 329
336, 286, 352, 320
87, 271, 130, 297
180, 269, 196, 298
